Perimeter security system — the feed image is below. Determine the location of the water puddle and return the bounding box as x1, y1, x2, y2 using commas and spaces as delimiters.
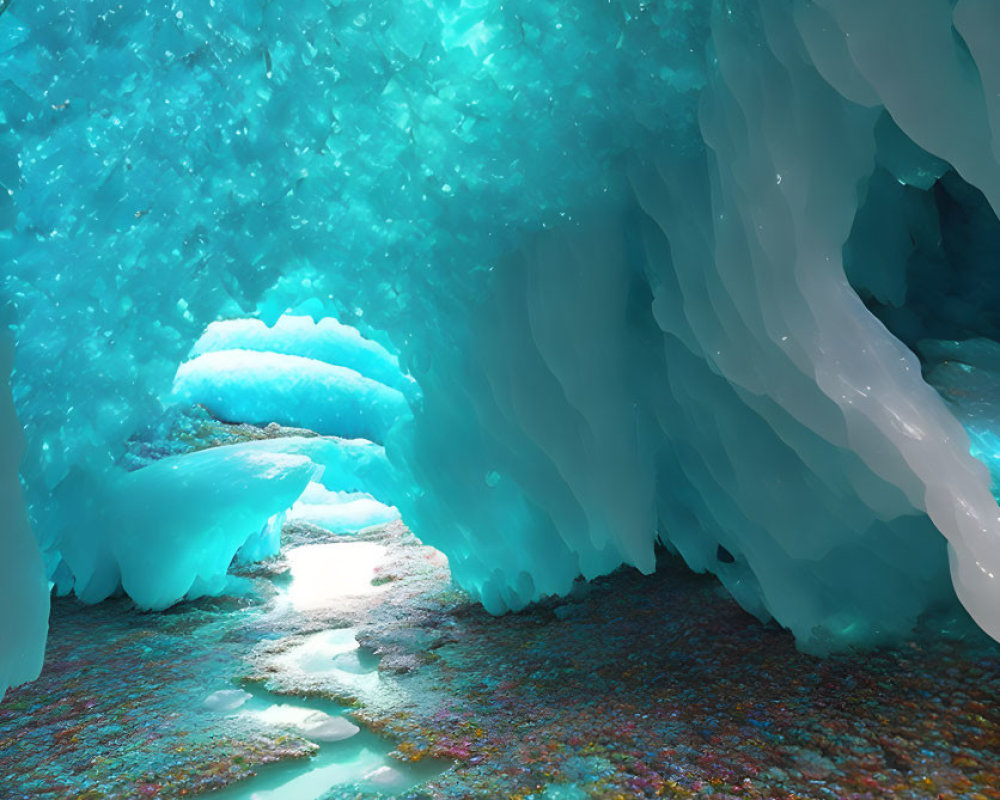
199, 726, 442, 800
269, 628, 381, 695
201, 679, 443, 800
196, 540, 446, 799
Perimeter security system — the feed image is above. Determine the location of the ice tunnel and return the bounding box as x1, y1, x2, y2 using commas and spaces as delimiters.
6, 0, 1000, 700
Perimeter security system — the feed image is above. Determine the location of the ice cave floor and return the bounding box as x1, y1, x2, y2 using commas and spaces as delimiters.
4, 445, 1000, 799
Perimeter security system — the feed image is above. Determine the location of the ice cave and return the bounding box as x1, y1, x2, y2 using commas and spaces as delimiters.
5, 1, 1000, 798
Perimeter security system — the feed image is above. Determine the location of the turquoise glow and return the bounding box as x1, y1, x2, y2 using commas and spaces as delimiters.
7, 0, 1000, 675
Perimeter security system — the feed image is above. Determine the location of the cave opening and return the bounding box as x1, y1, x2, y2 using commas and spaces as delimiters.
846, 165, 1000, 352
38, 310, 448, 800
8, 1, 1000, 797
844, 116, 1000, 498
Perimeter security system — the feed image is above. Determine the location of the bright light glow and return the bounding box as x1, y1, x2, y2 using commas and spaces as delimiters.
282, 542, 389, 612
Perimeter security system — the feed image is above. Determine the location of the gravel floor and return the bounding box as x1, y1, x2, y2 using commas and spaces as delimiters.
3, 503, 999, 800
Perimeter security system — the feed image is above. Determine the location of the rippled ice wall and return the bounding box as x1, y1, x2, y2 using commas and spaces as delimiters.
5, 0, 1000, 693
403, 0, 1000, 653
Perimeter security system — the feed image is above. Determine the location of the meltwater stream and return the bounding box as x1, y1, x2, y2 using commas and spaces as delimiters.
200, 540, 447, 800
202, 684, 443, 800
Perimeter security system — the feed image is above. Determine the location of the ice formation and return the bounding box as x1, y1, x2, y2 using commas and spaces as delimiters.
174, 349, 408, 442
190, 316, 418, 400
49, 434, 399, 614
0, 336, 48, 700
287, 483, 401, 534
208, 435, 403, 508
59, 442, 319, 609
7, 0, 1000, 691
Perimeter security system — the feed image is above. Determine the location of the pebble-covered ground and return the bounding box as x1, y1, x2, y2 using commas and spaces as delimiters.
0, 520, 452, 800
356, 552, 1000, 800
5, 522, 1000, 800
4, 416, 1000, 799
0, 583, 316, 800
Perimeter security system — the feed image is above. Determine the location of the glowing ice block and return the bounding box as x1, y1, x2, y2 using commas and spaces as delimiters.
288, 483, 399, 534
61, 444, 319, 610
173, 350, 409, 444
190, 316, 417, 399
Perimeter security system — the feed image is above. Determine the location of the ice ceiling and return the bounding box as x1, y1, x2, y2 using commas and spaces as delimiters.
5, 0, 1000, 696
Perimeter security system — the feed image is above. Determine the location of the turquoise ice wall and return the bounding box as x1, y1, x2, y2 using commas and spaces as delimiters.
0, 334, 47, 700
0, 0, 707, 570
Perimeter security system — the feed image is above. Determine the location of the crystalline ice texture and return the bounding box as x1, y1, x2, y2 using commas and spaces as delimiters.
0, 336, 48, 700
5, 0, 1000, 695
388, 0, 1000, 653
287, 483, 400, 534
174, 350, 408, 444
63, 444, 318, 609
190, 316, 417, 400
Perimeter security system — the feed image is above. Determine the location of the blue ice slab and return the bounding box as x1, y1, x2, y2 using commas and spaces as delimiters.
288, 483, 400, 534
173, 350, 409, 444
61, 444, 319, 610
190, 316, 417, 400
922, 339, 1000, 500
229, 436, 402, 507
236, 512, 287, 566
